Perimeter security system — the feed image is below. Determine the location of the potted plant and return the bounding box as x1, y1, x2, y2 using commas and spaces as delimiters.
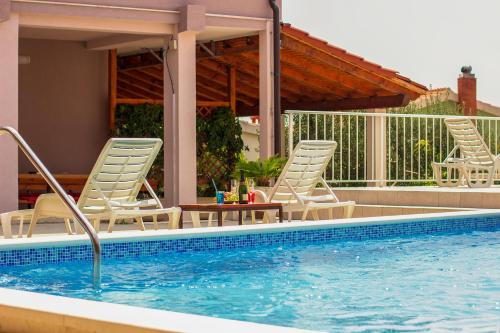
233, 155, 286, 192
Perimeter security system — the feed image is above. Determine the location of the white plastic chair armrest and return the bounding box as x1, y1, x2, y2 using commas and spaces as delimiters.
253, 190, 270, 203
297, 194, 336, 202
108, 199, 158, 209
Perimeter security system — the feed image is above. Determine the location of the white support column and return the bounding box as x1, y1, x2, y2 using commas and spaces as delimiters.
0, 13, 19, 212
366, 109, 387, 187
259, 20, 274, 159
164, 30, 197, 207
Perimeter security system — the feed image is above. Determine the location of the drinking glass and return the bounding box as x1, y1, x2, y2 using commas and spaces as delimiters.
216, 191, 224, 205
230, 179, 239, 194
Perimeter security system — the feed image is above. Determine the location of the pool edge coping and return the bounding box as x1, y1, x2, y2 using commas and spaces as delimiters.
0, 287, 316, 333
1, 209, 500, 250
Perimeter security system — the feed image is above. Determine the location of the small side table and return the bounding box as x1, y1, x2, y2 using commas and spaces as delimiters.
178, 203, 283, 229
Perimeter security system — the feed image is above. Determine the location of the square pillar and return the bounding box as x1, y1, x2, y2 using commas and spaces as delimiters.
163, 31, 197, 207
259, 20, 274, 159
0, 13, 19, 212
366, 109, 387, 187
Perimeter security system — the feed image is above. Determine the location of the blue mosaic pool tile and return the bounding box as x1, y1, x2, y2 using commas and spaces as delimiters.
1, 214, 499, 267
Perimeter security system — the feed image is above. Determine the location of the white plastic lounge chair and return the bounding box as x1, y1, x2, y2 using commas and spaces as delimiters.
26, 138, 180, 236
254, 140, 355, 222
433, 118, 500, 188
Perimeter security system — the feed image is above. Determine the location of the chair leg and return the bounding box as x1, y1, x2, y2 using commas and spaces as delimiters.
208, 212, 213, 227
301, 207, 309, 222
1, 215, 12, 239
64, 218, 74, 235
152, 215, 159, 230
222, 212, 227, 224
27, 212, 41, 238
328, 208, 334, 220
251, 211, 256, 224
135, 217, 145, 231
343, 204, 355, 218
94, 218, 101, 233
287, 211, 292, 222
264, 211, 276, 224
312, 210, 320, 221
262, 212, 269, 224
191, 212, 201, 228
170, 209, 181, 229
74, 221, 85, 234
17, 216, 25, 238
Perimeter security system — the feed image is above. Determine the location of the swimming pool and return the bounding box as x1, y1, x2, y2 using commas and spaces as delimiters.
0, 212, 499, 332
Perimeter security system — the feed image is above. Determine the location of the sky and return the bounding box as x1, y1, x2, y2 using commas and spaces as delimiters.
282, 0, 500, 105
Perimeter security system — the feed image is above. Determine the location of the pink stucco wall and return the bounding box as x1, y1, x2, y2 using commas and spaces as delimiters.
18, 38, 109, 174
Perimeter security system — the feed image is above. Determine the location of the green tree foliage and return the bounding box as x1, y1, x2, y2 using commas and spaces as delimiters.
197, 107, 245, 195
115, 103, 164, 193
115, 105, 245, 196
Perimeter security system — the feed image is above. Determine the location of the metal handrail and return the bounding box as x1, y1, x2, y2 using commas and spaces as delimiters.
0, 126, 101, 288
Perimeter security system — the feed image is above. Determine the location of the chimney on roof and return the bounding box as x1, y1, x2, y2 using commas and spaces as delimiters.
458, 65, 477, 116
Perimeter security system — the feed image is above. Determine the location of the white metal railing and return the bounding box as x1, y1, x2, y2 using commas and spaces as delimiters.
285, 110, 500, 185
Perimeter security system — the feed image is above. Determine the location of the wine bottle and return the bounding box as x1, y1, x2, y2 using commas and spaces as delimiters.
238, 170, 248, 204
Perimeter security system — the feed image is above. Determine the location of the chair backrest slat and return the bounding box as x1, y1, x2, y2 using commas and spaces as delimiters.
445, 118, 494, 165
78, 138, 162, 213
269, 141, 337, 202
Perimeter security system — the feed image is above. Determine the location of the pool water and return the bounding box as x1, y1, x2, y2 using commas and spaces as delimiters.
1, 230, 499, 332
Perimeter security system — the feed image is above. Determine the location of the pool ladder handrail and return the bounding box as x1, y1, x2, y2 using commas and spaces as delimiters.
0, 126, 101, 288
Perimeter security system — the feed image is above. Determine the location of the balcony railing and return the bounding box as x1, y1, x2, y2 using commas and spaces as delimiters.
285, 110, 500, 185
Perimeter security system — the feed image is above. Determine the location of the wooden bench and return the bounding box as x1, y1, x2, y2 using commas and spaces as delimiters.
18, 174, 158, 208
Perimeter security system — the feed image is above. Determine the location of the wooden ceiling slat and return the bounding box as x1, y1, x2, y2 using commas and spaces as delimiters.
120, 70, 163, 91
197, 76, 257, 106
140, 66, 164, 81
117, 88, 143, 99
196, 91, 217, 101
237, 53, 349, 99
196, 84, 230, 102
117, 78, 163, 99
197, 61, 260, 100
281, 49, 382, 97
117, 75, 163, 97
211, 56, 312, 101
198, 56, 303, 102
281, 34, 420, 99
116, 24, 426, 113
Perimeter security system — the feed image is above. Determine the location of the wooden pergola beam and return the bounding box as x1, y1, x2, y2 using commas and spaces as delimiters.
283, 94, 411, 111
228, 66, 237, 113
117, 98, 163, 105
